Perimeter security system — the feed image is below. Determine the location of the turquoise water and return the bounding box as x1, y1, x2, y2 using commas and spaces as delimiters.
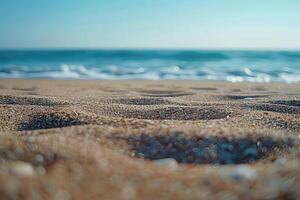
0, 50, 299, 83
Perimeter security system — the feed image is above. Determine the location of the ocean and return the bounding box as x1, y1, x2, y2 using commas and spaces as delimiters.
0, 50, 299, 83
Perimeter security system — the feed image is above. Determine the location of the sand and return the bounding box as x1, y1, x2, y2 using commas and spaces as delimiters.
0, 80, 299, 200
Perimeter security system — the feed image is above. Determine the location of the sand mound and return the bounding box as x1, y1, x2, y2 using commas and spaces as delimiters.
270, 100, 300, 107
245, 103, 300, 114
19, 112, 84, 131
0, 95, 68, 106
103, 106, 231, 120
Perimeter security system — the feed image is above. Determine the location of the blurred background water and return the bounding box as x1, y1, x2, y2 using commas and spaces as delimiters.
0, 50, 299, 83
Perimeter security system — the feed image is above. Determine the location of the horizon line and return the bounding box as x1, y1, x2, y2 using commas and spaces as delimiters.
1, 47, 300, 51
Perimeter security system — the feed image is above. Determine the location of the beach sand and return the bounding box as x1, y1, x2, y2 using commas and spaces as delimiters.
0, 80, 299, 200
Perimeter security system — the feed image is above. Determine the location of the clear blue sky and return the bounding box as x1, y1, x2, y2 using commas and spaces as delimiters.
0, 0, 299, 49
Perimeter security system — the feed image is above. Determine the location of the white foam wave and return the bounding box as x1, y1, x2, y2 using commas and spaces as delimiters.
0, 64, 299, 83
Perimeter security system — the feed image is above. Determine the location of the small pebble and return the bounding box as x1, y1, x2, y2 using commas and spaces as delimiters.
154, 158, 178, 169
10, 161, 35, 177
229, 166, 257, 181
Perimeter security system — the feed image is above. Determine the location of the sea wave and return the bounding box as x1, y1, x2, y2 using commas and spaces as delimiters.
0, 64, 299, 83
0, 50, 299, 83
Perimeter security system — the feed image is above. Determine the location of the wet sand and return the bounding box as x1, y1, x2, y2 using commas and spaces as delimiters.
0, 80, 299, 200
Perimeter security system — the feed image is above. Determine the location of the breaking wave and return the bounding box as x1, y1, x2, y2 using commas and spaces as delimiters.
0, 50, 299, 83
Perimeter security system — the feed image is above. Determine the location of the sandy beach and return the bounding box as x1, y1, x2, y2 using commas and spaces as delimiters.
0, 80, 299, 200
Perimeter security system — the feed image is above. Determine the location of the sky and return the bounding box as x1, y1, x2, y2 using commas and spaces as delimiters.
0, 0, 300, 49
